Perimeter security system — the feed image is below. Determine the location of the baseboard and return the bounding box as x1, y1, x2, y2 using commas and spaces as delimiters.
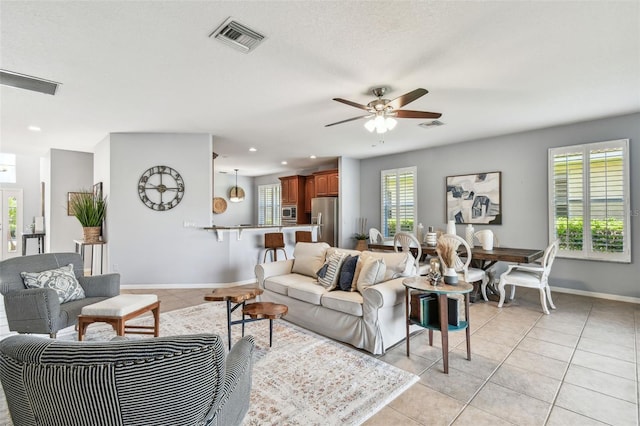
550, 286, 640, 305
121, 279, 257, 290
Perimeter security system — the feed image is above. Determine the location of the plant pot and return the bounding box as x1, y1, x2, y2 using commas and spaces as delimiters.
83, 226, 101, 243
355, 240, 368, 251
443, 267, 458, 285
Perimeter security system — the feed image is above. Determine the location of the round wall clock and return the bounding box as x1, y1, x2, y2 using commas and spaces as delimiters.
138, 165, 185, 211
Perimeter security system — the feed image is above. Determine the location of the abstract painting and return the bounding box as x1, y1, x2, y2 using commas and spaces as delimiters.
446, 172, 502, 224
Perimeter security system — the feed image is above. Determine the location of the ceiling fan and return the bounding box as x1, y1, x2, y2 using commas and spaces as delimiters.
325, 87, 442, 134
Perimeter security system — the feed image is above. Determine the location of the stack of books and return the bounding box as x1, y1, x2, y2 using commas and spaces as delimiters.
409, 292, 460, 328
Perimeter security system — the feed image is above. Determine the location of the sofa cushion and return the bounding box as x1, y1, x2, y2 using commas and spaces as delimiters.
354, 251, 415, 283
292, 242, 330, 278
21, 264, 85, 304
356, 257, 386, 294
318, 252, 348, 291
287, 281, 327, 305
321, 291, 364, 316
325, 247, 361, 258
337, 255, 359, 291
264, 273, 317, 296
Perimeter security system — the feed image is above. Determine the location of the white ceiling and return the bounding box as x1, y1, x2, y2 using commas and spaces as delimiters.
1, 1, 638, 176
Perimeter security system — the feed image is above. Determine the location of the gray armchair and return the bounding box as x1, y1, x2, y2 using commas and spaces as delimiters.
0, 333, 255, 426
0, 252, 120, 338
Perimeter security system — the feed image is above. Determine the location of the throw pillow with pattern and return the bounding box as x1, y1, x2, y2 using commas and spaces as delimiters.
21, 264, 85, 304
317, 252, 347, 291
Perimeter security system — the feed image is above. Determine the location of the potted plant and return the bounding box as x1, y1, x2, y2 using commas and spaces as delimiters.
68, 191, 107, 243
353, 233, 368, 251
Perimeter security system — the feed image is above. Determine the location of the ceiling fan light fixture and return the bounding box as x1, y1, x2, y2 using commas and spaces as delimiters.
385, 117, 397, 130
364, 119, 376, 132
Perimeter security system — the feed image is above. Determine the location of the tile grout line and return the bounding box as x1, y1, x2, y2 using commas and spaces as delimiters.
447, 304, 542, 425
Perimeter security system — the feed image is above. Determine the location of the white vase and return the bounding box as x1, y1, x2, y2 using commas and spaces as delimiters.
443, 267, 458, 284
446, 220, 456, 236
465, 224, 475, 247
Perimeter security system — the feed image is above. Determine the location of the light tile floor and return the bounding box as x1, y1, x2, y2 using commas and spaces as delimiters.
123, 287, 639, 425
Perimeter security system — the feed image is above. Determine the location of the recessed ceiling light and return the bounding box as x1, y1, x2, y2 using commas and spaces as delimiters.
249, 147, 257, 152
281, 161, 287, 165
28, 125, 41, 132
310, 155, 316, 159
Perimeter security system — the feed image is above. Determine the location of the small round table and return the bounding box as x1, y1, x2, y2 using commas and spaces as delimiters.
243, 302, 288, 347
205, 287, 264, 350
403, 277, 473, 374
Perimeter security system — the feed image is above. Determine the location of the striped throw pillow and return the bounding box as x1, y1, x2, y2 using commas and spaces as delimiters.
317, 252, 347, 291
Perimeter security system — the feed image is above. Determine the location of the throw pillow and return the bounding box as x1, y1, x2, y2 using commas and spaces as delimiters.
292, 242, 330, 278
356, 257, 386, 294
21, 264, 85, 304
337, 255, 359, 291
317, 252, 347, 291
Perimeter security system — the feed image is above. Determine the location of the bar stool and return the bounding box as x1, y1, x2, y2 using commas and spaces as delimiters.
295, 231, 313, 243
263, 232, 287, 262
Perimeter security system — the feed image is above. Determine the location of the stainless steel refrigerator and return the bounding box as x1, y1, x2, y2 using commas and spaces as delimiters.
311, 197, 338, 246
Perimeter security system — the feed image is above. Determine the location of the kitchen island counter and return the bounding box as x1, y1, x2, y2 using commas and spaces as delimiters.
203, 224, 316, 242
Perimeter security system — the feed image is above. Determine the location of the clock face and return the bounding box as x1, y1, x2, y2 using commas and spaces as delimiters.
138, 165, 185, 211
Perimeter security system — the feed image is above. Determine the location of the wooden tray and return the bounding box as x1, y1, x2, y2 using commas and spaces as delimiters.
213, 197, 227, 214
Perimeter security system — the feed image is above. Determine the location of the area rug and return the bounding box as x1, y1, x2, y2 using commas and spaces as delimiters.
1, 303, 418, 425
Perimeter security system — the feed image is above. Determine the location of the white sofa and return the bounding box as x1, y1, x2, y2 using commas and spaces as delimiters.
254, 242, 418, 355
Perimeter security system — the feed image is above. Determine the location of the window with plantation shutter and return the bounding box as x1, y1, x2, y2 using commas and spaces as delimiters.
381, 167, 417, 238
548, 139, 630, 262
258, 184, 281, 225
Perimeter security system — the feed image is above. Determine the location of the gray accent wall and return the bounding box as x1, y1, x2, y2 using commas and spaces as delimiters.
360, 112, 639, 299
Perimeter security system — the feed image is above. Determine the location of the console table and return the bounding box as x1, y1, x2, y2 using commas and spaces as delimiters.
403, 276, 473, 374
22, 233, 45, 255
74, 239, 106, 275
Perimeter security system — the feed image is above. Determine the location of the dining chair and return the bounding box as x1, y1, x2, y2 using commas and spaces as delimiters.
437, 234, 487, 287
393, 231, 431, 275
369, 228, 385, 244
497, 239, 559, 314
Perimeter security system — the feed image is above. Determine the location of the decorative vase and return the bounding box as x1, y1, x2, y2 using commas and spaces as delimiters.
446, 220, 456, 236
355, 240, 368, 251
443, 267, 458, 284
83, 226, 101, 243
465, 224, 475, 247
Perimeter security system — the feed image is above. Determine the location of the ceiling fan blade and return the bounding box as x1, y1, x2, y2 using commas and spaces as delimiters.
394, 110, 442, 119
325, 115, 373, 127
386, 88, 428, 110
332, 98, 370, 111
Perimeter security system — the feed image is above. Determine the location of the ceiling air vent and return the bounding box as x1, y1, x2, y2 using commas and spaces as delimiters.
418, 120, 445, 129
209, 18, 265, 53
0, 69, 61, 95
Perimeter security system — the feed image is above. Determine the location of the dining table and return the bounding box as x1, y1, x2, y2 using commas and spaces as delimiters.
367, 240, 544, 302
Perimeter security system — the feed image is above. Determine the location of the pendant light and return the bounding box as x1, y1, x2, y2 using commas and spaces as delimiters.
229, 169, 245, 202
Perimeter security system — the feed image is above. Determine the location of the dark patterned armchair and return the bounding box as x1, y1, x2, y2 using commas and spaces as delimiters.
0, 334, 255, 426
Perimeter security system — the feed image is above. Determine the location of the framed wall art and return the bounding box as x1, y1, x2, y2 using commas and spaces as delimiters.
67, 192, 91, 216
446, 171, 502, 224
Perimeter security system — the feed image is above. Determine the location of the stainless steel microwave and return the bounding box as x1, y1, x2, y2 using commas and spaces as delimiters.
281, 206, 297, 221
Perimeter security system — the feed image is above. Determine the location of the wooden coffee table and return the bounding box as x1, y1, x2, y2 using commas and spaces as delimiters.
243, 302, 288, 347
205, 286, 264, 350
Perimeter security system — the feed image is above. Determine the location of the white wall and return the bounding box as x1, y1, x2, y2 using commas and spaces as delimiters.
338, 157, 360, 249
212, 172, 254, 227
360, 112, 640, 299
102, 133, 215, 284
49, 149, 94, 252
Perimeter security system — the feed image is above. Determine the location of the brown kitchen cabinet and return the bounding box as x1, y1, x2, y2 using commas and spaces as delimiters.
279, 175, 304, 205
313, 169, 339, 197
304, 176, 315, 213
